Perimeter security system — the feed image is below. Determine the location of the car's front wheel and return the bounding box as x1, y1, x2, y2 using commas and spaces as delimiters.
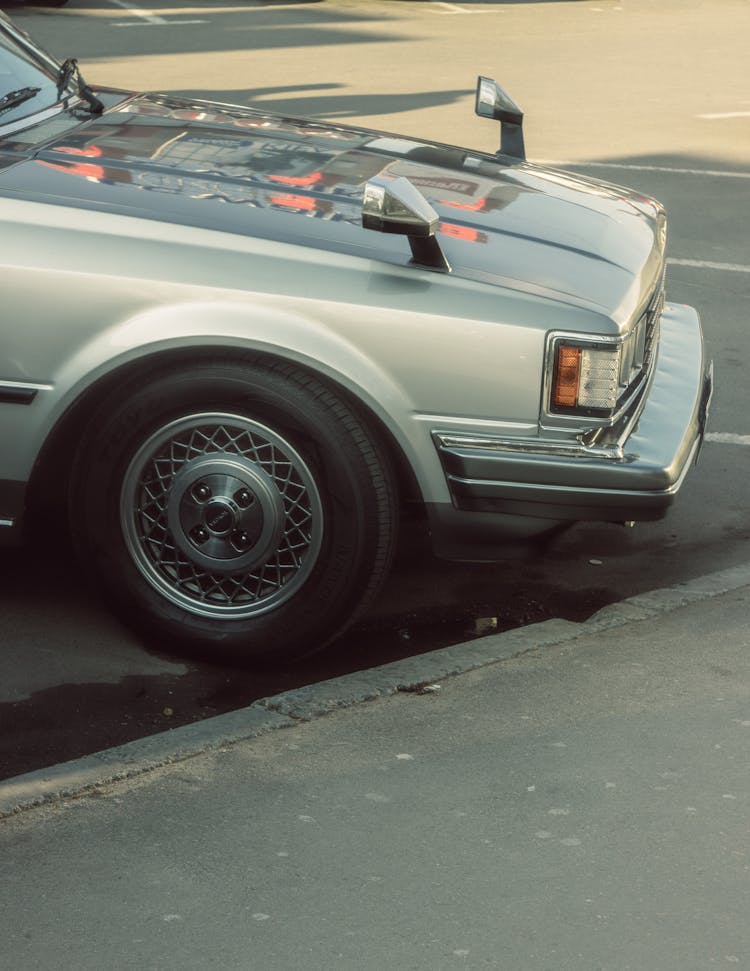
69, 357, 397, 662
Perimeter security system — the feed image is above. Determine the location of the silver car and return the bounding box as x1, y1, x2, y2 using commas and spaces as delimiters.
0, 12, 712, 661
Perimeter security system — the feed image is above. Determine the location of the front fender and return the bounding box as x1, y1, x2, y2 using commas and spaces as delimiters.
5, 298, 450, 504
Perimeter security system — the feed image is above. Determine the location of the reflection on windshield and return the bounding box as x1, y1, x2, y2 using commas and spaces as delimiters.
0, 23, 59, 124
0, 86, 40, 114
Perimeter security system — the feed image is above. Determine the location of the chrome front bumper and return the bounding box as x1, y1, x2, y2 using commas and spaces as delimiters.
434, 303, 712, 524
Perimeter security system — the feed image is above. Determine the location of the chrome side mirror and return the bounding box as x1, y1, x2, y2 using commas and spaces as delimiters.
362, 175, 450, 271
475, 76, 525, 161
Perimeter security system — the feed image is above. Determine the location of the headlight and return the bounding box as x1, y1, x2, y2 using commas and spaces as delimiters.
547, 278, 664, 424
552, 342, 620, 413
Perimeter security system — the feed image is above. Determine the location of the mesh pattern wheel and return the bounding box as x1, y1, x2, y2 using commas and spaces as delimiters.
69, 357, 397, 661
121, 413, 323, 618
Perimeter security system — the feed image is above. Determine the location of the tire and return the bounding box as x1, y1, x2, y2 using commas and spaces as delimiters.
69, 356, 397, 662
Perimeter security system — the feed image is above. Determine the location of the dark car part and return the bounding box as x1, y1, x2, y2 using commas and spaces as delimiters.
475, 75, 525, 161
68, 357, 398, 662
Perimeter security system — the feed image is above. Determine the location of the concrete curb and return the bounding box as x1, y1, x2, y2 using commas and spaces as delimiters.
3, 561, 750, 819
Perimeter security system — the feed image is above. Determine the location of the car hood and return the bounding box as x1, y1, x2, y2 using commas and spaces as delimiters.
0, 91, 666, 321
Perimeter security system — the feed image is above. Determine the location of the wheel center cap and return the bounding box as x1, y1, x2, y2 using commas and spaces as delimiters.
203, 499, 235, 536
165, 454, 287, 574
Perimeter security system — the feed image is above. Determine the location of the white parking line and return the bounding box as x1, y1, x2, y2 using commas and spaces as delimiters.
108, 0, 206, 25
697, 112, 750, 120
432, 2, 471, 11
109, 0, 165, 24
706, 433, 750, 446
668, 258, 750, 274
540, 160, 750, 180
111, 20, 207, 26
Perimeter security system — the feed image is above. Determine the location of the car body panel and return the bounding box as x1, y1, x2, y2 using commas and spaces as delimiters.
1, 91, 666, 321
2, 193, 571, 500
437, 304, 710, 511
0, 10, 710, 565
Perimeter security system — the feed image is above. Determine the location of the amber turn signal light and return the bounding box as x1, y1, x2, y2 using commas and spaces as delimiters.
553, 345, 581, 408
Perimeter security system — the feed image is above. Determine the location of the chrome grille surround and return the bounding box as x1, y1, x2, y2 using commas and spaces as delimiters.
542, 273, 665, 430
619, 277, 664, 392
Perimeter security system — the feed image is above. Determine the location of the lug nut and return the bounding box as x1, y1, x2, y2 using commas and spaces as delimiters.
193, 482, 211, 502
233, 529, 250, 549
235, 488, 253, 508
192, 526, 208, 544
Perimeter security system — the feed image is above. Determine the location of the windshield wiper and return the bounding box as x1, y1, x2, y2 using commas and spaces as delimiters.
0, 87, 41, 114
56, 57, 103, 114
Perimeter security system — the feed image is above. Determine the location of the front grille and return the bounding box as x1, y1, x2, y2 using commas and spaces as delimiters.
643, 281, 664, 369
618, 274, 664, 405
543, 272, 667, 427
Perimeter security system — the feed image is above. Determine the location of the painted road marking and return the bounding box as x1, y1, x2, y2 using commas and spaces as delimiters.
109, 0, 165, 24
706, 434, 750, 446
112, 20, 206, 26
111, 20, 206, 25
431, 2, 497, 12
109, 0, 206, 24
540, 160, 750, 180
433, 2, 470, 11
668, 258, 750, 274
697, 112, 750, 120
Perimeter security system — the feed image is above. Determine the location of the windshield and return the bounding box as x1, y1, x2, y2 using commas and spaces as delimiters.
0, 18, 64, 126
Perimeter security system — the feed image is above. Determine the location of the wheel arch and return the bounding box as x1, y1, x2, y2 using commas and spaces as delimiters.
27, 342, 424, 525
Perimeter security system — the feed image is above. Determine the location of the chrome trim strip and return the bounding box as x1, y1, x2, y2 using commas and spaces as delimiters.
415, 414, 535, 435
0, 380, 52, 405
0, 379, 53, 391
434, 432, 624, 461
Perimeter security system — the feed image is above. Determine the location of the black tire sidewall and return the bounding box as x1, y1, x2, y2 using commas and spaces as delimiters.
70, 361, 393, 660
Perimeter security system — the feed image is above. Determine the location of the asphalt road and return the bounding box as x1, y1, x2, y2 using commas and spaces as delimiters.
4, 579, 750, 968
1, 0, 749, 778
